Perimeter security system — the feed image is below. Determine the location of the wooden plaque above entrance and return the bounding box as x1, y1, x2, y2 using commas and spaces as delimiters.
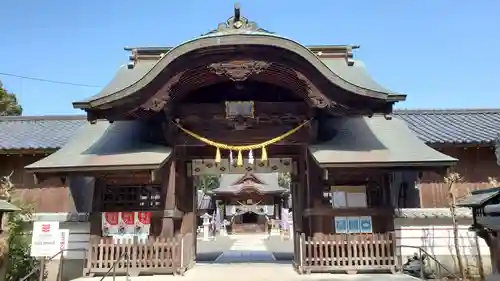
191, 158, 292, 175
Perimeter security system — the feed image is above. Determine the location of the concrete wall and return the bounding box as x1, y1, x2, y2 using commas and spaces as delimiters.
395, 215, 491, 277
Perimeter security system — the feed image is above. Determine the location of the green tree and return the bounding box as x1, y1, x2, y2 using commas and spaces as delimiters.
278, 172, 291, 189
0, 81, 22, 116
194, 175, 220, 192
5, 205, 39, 281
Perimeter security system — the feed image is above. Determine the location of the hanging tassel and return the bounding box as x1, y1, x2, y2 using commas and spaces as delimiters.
261, 146, 268, 162
237, 150, 243, 167
215, 147, 221, 164
229, 150, 234, 165
248, 149, 254, 165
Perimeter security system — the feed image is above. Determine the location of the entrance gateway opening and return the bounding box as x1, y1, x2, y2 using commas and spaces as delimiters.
26, 4, 457, 277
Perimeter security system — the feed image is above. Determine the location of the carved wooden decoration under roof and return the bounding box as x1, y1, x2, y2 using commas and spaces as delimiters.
141, 72, 184, 112
294, 71, 334, 109
202, 3, 274, 36
208, 61, 270, 82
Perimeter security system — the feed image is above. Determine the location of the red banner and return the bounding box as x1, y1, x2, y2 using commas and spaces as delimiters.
137, 212, 151, 224
121, 212, 135, 225
104, 212, 119, 225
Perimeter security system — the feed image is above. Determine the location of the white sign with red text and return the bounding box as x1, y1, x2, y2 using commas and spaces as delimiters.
52, 229, 70, 260
30, 221, 60, 257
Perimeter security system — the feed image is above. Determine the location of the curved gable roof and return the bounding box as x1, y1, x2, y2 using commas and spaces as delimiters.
73, 13, 403, 110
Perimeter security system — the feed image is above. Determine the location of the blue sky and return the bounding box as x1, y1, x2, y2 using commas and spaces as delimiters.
1, 0, 499, 116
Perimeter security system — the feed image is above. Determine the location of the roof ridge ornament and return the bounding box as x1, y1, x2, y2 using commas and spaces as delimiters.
202, 3, 274, 36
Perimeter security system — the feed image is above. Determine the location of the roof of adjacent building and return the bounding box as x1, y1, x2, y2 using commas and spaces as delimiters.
394, 208, 472, 219
0, 115, 87, 150
1, 108, 499, 151
394, 109, 500, 145
456, 187, 500, 207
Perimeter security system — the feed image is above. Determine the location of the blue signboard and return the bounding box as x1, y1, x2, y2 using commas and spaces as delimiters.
359, 216, 373, 233
334, 217, 347, 233
347, 217, 361, 233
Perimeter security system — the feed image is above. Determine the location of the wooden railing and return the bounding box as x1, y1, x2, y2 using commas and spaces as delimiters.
85, 233, 194, 276
296, 232, 398, 274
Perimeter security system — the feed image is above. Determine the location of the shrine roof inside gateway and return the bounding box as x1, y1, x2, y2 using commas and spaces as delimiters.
25, 121, 171, 174
309, 115, 458, 167
212, 173, 286, 195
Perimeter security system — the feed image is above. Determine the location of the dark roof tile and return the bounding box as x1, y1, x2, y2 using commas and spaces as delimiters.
0, 116, 86, 150
1, 109, 499, 150
394, 109, 500, 144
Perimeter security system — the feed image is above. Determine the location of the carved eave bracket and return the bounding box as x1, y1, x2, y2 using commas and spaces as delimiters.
141, 72, 184, 112
208, 61, 270, 81
294, 71, 337, 109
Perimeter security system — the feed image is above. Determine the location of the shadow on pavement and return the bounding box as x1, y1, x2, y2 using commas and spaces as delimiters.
196, 236, 234, 262
263, 236, 294, 261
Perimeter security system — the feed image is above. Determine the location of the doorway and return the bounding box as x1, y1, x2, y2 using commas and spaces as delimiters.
241, 211, 258, 224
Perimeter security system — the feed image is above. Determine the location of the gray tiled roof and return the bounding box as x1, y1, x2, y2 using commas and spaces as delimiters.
456, 187, 500, 207
1, 109, 499, 151
394, 109, 500, 145
394, 208, 472, 219
0, 115, 86, 150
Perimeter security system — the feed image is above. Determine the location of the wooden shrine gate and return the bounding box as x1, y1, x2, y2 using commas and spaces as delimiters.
25, 4, 456, 277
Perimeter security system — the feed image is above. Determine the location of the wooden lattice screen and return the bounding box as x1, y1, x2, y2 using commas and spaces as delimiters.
100, 185, 162, 212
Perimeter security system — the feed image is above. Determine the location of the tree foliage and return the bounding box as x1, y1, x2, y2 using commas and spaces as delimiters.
5, 205, 39, 281
0, 81, 22, 116
278, 172, 291, 189
194, 175, 220, 192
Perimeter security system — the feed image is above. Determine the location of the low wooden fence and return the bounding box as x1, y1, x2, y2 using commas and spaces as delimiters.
296, 232, 398, 274
84, 233, 194, 276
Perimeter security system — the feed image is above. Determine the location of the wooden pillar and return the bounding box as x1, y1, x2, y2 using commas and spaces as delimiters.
160, 159, 177, 237
178, 160, 194, 235
291, 154, 302, 264
492, 234, 500, 274
89, 179, 103, 240
299, 146, 310, 236
307, 151, 324, 236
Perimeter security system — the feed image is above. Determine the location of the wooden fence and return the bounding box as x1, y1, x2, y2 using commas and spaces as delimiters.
84, 233, 194, 276
296, 232, 398, 274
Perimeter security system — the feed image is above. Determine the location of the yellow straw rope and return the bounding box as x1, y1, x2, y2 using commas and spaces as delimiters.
175, 119, 310, 164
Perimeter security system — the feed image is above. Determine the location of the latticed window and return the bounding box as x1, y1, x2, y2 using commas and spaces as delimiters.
100, 185, 162, 212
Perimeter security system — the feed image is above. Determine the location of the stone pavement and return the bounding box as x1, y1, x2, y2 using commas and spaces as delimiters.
76, 264, 420, 281
214, 234, 276, 263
